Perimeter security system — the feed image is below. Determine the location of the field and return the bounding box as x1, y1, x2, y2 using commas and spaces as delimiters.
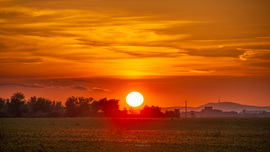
1, 118, 270, 152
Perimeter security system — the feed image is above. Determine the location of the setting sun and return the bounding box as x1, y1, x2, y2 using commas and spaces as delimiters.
126, 92, 144, 107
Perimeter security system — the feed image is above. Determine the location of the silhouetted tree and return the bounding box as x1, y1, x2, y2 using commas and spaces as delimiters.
1, 98, 10, 117
119, 107, 128, 117
0, 98, 8, 117
50, 101, 65, 117
90, 100, 100, 116
165, 110, 175, 117
65, 96, 77, 117
128, 108, 138, 117
8, 92, 27, 117
165, 109, 180, 118
78, 97, 93, 116
99, 98, 120, 117
65, 96, 93, 117
27, 96, 64, 117
0, 98, 4, 109
140, 105, 164, 118
28, 97, 51, 113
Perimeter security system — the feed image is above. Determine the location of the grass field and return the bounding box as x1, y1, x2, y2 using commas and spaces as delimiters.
0, 118, 270, 152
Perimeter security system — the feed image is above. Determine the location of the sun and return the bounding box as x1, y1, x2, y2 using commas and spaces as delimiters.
126, 92, 144, 107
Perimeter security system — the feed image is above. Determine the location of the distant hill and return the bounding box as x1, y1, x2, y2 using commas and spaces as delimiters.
162, 102, 270, 113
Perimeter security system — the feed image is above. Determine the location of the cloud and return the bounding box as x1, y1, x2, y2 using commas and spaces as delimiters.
70, 85, 89, 90
0, 79, 112, 92
0, 57, 42, 63
0, 1, 269, 78
250, 62, 270, 68
112, 48, 183, 59
0, 83, 44, 88
184, 47, 245, 58
239, 49, 257, 61
76, 39, 111, 47
47, 84, 91, 91
0, 9, 27, 20
238, 49, 270, 61
189, 69, 215, 74
0, 78, 111, 92
0, 81, 92, 91
91, 87, 110, 92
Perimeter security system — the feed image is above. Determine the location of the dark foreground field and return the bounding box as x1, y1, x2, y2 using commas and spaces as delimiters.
0, 118, 270, 152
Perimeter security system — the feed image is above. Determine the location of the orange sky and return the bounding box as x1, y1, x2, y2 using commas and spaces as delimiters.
0, 0, 270, 108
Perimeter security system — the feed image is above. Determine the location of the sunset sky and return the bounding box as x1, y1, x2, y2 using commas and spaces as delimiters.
0, 0, 270, 108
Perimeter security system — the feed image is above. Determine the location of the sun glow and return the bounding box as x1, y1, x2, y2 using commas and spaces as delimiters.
126, 92, 144, 107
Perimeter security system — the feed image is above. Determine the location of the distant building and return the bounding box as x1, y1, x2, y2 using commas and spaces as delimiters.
240, 109, 270, 117
204, 106, 213, 111
178, 106, 270, 118
190, 111, 195, 118
197, 106, 238, 117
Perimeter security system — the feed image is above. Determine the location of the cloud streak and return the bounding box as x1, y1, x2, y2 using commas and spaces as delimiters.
0, 81, 111, 92
0, 83, 44, 88
91, 87, 110, 92
0, 0, 269, 78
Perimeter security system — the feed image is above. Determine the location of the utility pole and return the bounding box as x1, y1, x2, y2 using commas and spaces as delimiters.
185, 100, 187, 118
219, 96, 220, 103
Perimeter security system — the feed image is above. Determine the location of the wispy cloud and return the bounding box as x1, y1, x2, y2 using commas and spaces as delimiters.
238, 49, 270, 61
0, 57, 42, 63
189, 69, 215, 74
92, 87, 110, 92
184, 47, 244, 58
0, 81, 111, 92
70, 85, 89, 91
0, 83, 44, 88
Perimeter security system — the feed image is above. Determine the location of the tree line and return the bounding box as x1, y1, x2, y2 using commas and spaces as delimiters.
0, 92, 180, 118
